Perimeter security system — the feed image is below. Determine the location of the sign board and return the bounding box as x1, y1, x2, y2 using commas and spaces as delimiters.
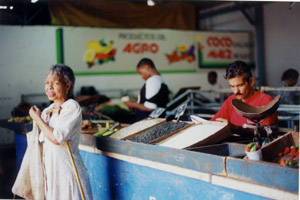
197, 31, 255, 68
61, 27, 254, 75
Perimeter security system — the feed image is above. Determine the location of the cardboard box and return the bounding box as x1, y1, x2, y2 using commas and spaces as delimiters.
155, 121, 231, 149
261, 132, 299, 162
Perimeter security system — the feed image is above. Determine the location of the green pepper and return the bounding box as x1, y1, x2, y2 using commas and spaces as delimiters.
247, 142, 254, 148
105, 122, 110, 129
291, 160, 299, 166
285, 160, 289, 164
250, 145, 256, 152
93, 128, 109, 137
102, 130, 115, 137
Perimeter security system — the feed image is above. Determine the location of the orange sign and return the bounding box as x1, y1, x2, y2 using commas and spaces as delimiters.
123, 43, 159, 54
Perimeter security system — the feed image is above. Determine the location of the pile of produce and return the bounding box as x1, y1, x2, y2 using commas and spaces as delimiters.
109, 118, 165, 139
245, 142, 261, 152
81, 119, 100, 134
93, 122, 119, 137
11, 101, 31, 117
82, 120, 94, 130
278, 145, 299, 167
244, 142, 263, 161
8, 116, 32, 124
99, 103, 135, 124
129, 121, 189, 144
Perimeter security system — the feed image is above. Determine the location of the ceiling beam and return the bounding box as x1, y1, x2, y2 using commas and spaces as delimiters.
199, 2, 258, 19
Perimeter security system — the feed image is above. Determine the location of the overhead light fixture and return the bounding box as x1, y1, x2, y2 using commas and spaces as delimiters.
0, 6, 8, 9
31, 0, 39, 3
147, 0, 155, 6
10, 6, 13, 10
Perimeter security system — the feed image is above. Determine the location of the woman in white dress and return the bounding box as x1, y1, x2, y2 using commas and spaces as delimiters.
29, 64, 92, 200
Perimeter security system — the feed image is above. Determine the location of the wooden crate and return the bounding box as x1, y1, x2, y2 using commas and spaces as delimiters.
261, 132, 299, 162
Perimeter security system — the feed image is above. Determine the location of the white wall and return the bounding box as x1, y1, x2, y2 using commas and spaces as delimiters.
0, 26, 57, 144
264, 3, 300, 86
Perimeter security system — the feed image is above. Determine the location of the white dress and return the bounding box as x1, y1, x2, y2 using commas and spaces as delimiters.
40, 99, 92, 200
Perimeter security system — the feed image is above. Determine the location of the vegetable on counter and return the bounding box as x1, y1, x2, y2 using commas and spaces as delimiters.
8, 116, 32, 124
245, 142, 261, 152
279, 158, 287, 166
93, 122, 119, 137
278, 145, 299, 167
283, 147, 291, 155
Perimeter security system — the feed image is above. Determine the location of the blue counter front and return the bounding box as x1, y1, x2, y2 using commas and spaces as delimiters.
14, 133, 27, 171
79, 150, 270, 200
79, 134, 299, 200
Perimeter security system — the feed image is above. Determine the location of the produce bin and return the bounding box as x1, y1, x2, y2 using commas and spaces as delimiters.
261, 132, 299, 161
188, 142, 299, 193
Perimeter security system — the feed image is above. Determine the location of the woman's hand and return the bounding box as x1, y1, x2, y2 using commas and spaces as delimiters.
29, 105, 42, 122
29, 105, 59, 145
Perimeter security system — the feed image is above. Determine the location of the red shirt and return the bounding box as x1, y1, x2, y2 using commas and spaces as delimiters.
210, 90, 278, 126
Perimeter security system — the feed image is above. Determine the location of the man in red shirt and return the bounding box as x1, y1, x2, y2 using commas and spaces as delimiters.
210, 61, 278, 135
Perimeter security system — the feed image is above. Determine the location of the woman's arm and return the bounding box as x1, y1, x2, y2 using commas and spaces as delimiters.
29, 105, 60, 145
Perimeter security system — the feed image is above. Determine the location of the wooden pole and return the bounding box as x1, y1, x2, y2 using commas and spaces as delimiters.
65, 141, 85, 200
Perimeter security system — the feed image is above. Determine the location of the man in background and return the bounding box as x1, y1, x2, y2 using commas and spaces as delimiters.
206, 71, 222, 103
124, 58, 170, 121
277, 68, 299, 104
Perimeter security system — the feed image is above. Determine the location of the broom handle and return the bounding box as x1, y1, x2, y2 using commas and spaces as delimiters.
65, 141, 85, 200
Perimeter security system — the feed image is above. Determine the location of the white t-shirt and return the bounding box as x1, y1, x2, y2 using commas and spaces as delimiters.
138, 75, 165, 109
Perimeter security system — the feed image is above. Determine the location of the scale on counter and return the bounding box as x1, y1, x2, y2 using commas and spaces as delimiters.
232, 95, 280, 145
175, 103, 188, 122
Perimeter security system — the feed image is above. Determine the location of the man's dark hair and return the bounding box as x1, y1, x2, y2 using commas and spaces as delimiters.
208, 71, 217, 78
224, 60, 252, 82
137, 58, 156, 69
281, 68, 299, 81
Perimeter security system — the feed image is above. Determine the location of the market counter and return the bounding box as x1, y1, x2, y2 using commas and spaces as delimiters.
1, 119, 298, 199
79, 134, 299, 200
0, 119, 32, 170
